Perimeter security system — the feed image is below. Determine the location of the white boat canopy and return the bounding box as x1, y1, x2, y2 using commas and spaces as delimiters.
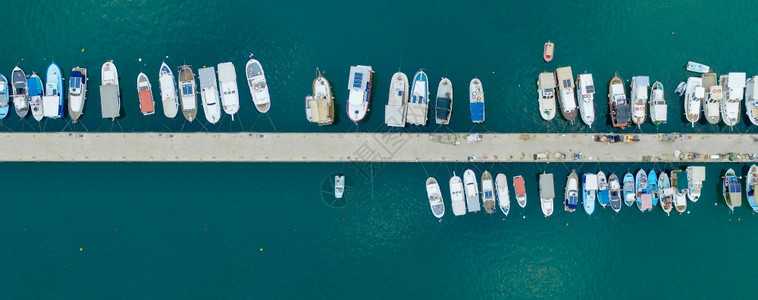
539, 173, 555, 198
687, 166, 706, 182
578, 74, 595, 94
727, 72, 746, 100
585, 174, 598, 190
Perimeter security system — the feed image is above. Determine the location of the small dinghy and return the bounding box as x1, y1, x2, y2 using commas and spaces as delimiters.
426, 177, 445, 219
543, 41, 554, 62
335, 174, 345, 199
686, 61, 710, 73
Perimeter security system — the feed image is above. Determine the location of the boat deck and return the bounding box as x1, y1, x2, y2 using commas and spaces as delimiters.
2, 132, 758, 162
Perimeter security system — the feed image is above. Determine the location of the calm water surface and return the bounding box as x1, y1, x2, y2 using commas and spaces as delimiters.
1, 0, 757, 298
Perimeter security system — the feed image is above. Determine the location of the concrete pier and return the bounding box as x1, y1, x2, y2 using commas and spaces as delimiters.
0, 132, 756, 163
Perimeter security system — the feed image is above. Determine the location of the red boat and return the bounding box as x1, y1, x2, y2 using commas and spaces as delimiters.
543, 41, 554, 62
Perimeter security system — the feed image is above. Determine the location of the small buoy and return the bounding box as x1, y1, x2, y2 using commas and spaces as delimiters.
522, 216, 526, 219
24, 228, 28, 231
21, 58, 24, 61
565, 223, 569, 226
294, 228, 298, 232
671, 32, 675, 35
81, 48, 86, 52
369, 222, 373, 225
687, 211, 690, 214
165, 55, 169, 59
80, 248, 83, 251
110, 59, 113, 63
114, 228, 118, 231
438, 219, 442, 223
259, 248, 263, 252
714, 203, 717, 206
204, 228, 208, 231
138, 58, 142, 62
738, 218, 741, 221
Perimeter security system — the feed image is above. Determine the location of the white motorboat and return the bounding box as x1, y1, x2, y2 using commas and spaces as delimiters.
178, 65, 198, 122
136, 72, 155, 116
99, 61, 121, 120
217, 62, 240, 120
582, 173, 597, 215
649, 81, 667, 125
198, 67, 221, 124
11, 66, 29, 118
426, 177, 445, 219
407, 70, 428, 125
246, 59, 271, 113
335, 174, 345, 199
346, 65, 373, 122
630, 76, 649, 127
463, 169, 481, 212
576, 73, 595, 127
537, 72, 556, 121
469, 78, 484, 123
719, 72, 746, 128
555, 66, 577, 122
159, 62, 179, 118
565, 170, 579, 212
539, 173, 554, 217
385, 72, 408, 127
686, 61, 710, 73
687, 166, 705, 203
745, 75, 758, 126
481, 171, 496, 214
701, 72, 721, 125
306, 69, 334, 125
496, 173, 510, 216
449, 172, 466, 216
684, 77, 704, 127
68, 67, 87, 122
435, 77, 453, 125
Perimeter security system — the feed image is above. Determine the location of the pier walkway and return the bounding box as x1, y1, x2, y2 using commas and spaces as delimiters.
0, 132, 756, 163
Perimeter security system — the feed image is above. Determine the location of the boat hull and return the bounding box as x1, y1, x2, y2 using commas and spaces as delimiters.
385, 72, 408, 127
68, 67, 87, 123
159, 62, 179, 119
246, 59, 271, 113
469, 78, 484, 123
435, 78, 453, 125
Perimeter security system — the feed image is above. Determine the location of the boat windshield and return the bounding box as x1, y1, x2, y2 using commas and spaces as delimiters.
182, 84, 194, 95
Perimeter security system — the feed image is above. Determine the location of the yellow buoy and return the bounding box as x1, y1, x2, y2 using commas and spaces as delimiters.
79, 248, 83, 251
259, 248, 263, 252
81, 48, 86, 52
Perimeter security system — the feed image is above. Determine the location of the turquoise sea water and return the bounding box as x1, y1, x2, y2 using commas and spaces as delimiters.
3, 0, 758, 298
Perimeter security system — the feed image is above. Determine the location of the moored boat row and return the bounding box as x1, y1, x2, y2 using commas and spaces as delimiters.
424, 165, 758, 219
0, 58, 268, 123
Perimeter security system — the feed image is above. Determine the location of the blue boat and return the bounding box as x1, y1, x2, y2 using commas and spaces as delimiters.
648, 170, 658, 207
622, 173, 635, 206
582, 173, 597, 215
597, 171, 610, 207
28, 73, 44, 121
469, 78, 484, 123
747, 165, 758, 213
0, 74, 8, 118
44, 63, 64, 119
